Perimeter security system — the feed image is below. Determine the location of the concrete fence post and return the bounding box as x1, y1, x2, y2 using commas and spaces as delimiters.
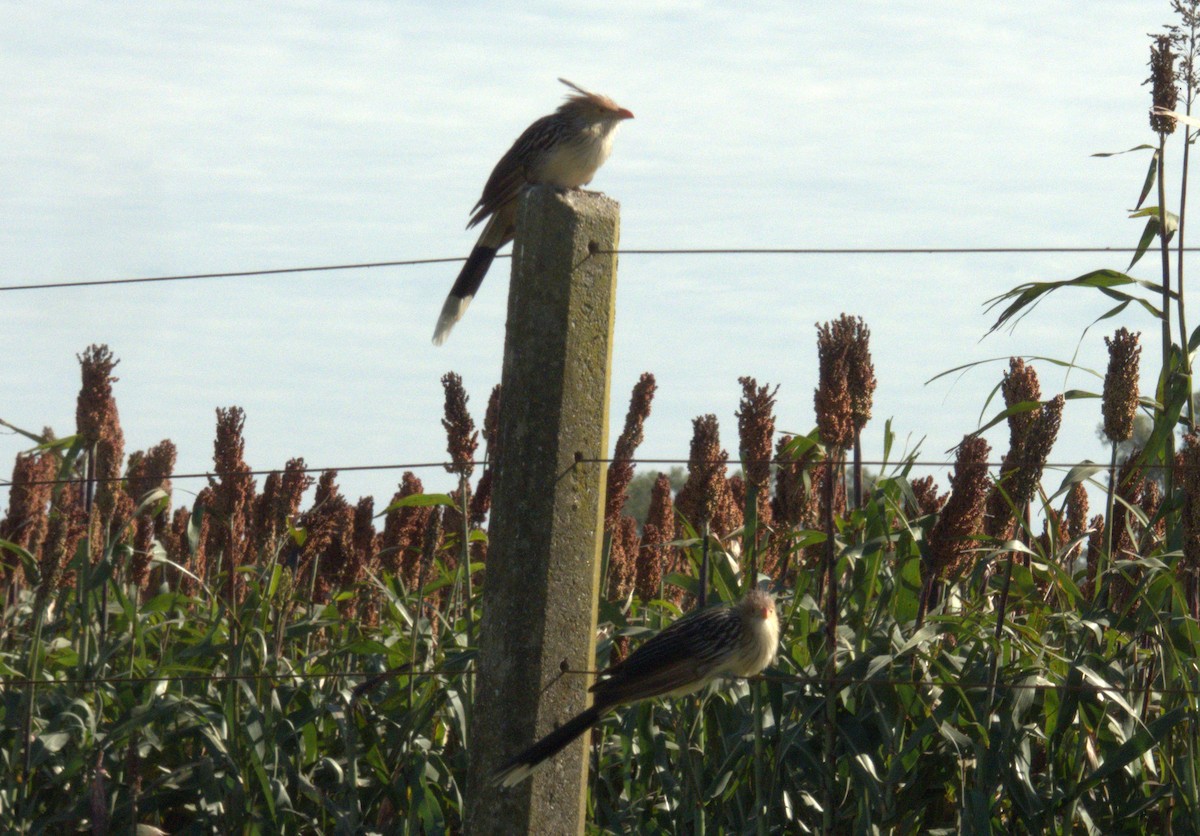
465, 186, 620, 835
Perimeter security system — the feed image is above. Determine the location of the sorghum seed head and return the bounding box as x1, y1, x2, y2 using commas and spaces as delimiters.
814, 318, 858, 448
441, 372, 478, 478
1001, 358, 1041, 452
1150, 33, 1180, 134
607, 373, 657, 530
1102, 328, 1141, 443
1179, 434, 1200, 572
928, 435, 992, 578
681, 414, 725, 527
736, 376, 778, 495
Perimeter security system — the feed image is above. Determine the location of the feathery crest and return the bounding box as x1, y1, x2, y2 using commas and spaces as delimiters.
557, 77, 629, 116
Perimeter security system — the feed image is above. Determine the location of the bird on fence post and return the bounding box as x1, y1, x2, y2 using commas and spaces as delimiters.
494, 589, 780, 786
431, 78, 633, 346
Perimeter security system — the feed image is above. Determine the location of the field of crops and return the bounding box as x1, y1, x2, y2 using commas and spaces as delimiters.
2, 295, 1198, 835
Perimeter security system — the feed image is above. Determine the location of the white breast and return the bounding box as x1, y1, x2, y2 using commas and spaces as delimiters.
535, 122, 620, 188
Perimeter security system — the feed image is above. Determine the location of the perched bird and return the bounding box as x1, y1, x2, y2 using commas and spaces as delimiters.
432, 79, 634, 345
494, 589, 780, 787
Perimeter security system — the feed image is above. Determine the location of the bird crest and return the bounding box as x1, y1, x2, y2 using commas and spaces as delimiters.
557, 78, 629, 117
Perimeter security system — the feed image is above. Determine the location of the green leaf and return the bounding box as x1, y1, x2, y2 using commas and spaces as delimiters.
865, 654, 894, 679
1048, 461, 1105, 499
1137, 148, 1158, 207
133, 487, 170, 517
973, 387, 1098, 440
984, 270, 1164, 337
1076, 665, 1138, 720
266, 563, 282, 598
383, 493, 456, 513
894, 554, 922, 623
1128, 205, 1180, 234
1128, 217, 1158, 270
881, 417, 895, 467
938, 720, 972, 748
974, 398, 1044, 437
1091, 143, 1156, 157
895, 624, 937, 657
0, 538, 38, 585
187, 496, 206, 554
927, 354, 1101, 389
1047, 665, 1080, 744
36, 731, 71, 753
0, 418, 71, 447
775, 431, 821, 462
1140, 369, 1190, 461
1076, 707, 1186, 796
286, 517, 307, 546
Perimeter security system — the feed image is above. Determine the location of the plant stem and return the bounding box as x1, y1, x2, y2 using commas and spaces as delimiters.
744, 482, 759, 587
19, 603, 45, 807
821, 446, 839, 836
460, 473, 472, 640
1100, 443, 1119, 610
1158, 134, 1178, 492
681, 698, 706, 835
753, 682, 766, 836
853, 430, 863, 510
987, 501, 1026, 707
1190, 664, 1200, 833
459, 473, 474, 717
986, 548, 1015, 707
1179, 123, 1195, 432
303, 547, 320, 660
822, 449, 839, 659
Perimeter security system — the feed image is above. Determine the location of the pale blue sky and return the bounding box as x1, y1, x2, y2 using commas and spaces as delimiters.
0, 2, 1177, 510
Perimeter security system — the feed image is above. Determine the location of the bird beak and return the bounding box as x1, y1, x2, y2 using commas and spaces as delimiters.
617, 108, 634, 120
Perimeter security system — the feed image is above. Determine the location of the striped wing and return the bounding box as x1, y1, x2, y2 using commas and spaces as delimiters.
591, 607, 743, 707
468, 113, 565, 229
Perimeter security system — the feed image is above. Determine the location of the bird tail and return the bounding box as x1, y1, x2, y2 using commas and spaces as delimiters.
432, 207, 515, 346
431, 244, 497, 345
493, 704, 603, 787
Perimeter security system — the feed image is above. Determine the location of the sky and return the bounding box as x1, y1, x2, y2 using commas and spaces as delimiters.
0, 1, 1185, 516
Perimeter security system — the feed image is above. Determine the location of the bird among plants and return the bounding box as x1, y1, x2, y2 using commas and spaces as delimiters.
495, 589, 780, 786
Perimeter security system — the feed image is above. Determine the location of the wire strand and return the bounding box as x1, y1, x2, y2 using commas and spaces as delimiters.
0, 256, 483, 292
0, 460, 465, 489
595, 246, 1177, 255
0, 456, 1149, 489
0, 245, 1187, 292
0, 666, 1192, 697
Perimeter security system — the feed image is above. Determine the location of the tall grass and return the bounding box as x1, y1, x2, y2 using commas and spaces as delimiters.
3, 322, 1196, 833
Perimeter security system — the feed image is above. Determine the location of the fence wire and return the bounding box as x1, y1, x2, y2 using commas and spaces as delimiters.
1, 244, 1191, 292
0, 456, 1156, 490
0, 667, 1189, 698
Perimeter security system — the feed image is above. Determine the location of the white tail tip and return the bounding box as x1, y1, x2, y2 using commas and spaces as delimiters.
432, 294, 473, 346
494, 762, 536, 787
